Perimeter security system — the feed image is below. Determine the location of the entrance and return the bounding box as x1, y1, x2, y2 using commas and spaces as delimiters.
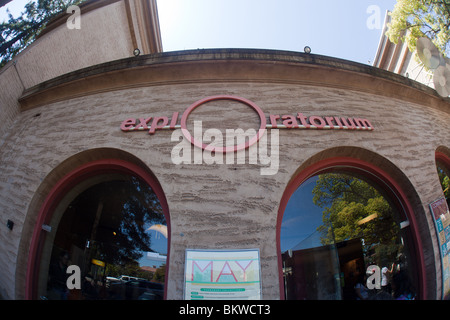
26, 158, 170, 300
278, 157, 421, 300
44, 176, 167, 300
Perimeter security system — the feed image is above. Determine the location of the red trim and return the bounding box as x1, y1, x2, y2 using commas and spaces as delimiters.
25, 159, 170, 300
276, 157, 426, 300
180, 95, 267, 153
436, 151, 450, 168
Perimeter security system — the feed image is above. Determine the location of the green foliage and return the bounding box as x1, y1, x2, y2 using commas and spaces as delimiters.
70, 177, 166, 266
386, 0, 450, 59
153, 264, 166, 282
0, 0, 84, 67
437, 163, 450, 198
312, 173, 401, 263
444, 175, 450, 196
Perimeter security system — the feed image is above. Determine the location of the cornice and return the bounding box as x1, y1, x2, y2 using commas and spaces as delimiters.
18, 48, 450, 113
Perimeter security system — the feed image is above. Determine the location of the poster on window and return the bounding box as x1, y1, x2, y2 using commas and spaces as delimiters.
184, 249, 262, 300
429, 197, 450, 299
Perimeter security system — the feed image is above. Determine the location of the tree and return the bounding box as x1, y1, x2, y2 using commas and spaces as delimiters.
0, 0, 83, 67
70, 177, 166, 266
312, 173, 402, 265
386, 0, 450, 60
437, 164, 450, 198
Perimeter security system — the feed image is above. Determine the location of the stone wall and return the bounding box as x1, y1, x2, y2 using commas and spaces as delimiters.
0, 50, 449, 299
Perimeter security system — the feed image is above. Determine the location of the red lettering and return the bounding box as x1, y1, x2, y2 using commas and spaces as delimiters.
340, 117, 356, 130
149, 116, 169, 134
216, 261, 238, 282
235, 260, 253, 281
269, 114, 280, 128
135, 117, 152, 130
296, 113, 310, 128
192, 260, 213, 282
281, 115, 299, 128
120, 118, 136, 131
121, 110, 373, 135
353, 118, 374, 130
170, 112, 179, 129
309, 116, 326, 129
334, 116, 344, 129
325, 116, 335, 129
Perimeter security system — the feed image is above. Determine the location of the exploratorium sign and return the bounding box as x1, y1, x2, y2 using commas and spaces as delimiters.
120, 95, 374, 175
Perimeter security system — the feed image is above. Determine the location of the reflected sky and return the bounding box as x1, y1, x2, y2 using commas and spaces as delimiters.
139, 228, 168, 268
280, 175, 326, 252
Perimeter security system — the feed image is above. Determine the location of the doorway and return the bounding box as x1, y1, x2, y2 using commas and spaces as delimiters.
26, 158, 170, 300
279, 168, 419, 300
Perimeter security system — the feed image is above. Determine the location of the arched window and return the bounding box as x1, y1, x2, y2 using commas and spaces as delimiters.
278, 158, 421, 300
27, 159, 170, 300
436, 152, 450, 204
435, 150, 450, 299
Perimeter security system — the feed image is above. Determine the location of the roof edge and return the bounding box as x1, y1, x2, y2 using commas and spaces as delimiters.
18, 48, 450, 111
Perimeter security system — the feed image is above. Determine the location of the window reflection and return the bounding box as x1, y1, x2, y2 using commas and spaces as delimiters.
44, 176, 167, 300
436, 161, 450, 204
281, 173, 417, 300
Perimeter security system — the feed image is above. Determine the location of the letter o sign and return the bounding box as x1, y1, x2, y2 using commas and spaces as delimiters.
180, 95, 267, 153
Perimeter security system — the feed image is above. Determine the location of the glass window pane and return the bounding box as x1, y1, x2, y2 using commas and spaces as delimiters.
436, 161, 450, 201
43, 175, 167, 300
281, 172, 417, 300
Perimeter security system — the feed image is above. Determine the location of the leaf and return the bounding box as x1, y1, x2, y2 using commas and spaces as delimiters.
386, 0, 450, 65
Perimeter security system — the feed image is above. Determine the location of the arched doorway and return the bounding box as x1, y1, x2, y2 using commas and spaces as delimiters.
26, 158, 170, 300
277, 156, 425, 300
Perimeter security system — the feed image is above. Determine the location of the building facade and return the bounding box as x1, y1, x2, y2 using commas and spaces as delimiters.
0, 1, 449, 300
373, 10, 434, 88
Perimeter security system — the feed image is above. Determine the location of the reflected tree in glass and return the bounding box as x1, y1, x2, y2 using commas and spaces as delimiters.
312, 173, 401, 265
70, 176, 165, 266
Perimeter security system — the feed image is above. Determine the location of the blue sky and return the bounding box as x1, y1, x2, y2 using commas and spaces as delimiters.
1, 0, 397, 65
156, 0, 397, 64
280, 175, 324, 252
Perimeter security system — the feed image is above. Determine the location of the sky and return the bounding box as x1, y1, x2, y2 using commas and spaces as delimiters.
280, 175, 323, 252
156, 0, 398, 64
1, 0, 397, 65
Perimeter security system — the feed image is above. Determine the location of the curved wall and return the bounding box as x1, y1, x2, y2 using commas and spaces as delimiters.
0, 49, 448, 299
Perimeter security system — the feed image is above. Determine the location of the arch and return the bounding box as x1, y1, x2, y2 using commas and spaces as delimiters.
434, 147, 450, 300
23, 148, 170, 299
276, 147, 428, 299
436, 146, 450, 177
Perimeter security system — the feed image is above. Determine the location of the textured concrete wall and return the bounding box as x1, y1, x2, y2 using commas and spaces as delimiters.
0, 51, 449, 299
0, 65, 23, 145
14, 1, 133, 89
0, 0, 134, 168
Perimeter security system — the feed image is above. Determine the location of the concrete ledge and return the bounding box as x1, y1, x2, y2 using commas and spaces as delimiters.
19, 48, 450, 112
